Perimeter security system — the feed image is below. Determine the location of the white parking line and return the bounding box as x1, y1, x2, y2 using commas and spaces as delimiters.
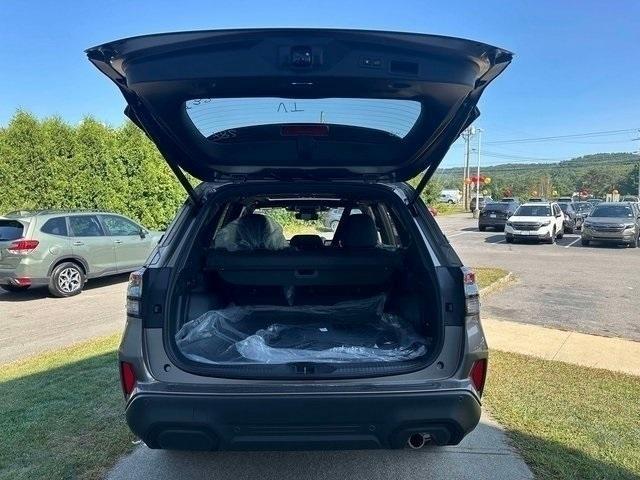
564, 237, 582, 248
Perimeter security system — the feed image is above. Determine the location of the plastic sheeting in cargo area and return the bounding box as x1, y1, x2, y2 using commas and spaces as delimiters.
176, 295, 429, 364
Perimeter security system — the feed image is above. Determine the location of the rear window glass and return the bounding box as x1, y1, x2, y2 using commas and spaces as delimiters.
590, 205, 634, 218
186, 98, 421, 139
515, 205, 551, 216
41, 217, 68, 236
0, 220, 24, 241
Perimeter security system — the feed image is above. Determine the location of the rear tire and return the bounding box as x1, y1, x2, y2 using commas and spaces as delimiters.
581, 238, 590, 246
0, 284, 30, 293
479, 226, 486, 232
546, 228, 556, 244
48, 262, 85, 298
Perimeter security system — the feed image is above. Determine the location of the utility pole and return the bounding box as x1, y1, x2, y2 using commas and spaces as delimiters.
473, 128, 483, 218
634, 132, 640, 198
461, 126, 475, 211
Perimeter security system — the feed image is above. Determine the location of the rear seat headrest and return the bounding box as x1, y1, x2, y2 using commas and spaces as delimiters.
213, 213, 287, 251
290, 234, 324, 250
340, 214, 379, 248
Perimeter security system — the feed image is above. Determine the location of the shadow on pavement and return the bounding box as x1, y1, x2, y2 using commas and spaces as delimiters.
104, 421, 639, 480
483, 234, 505, 244
0, 273, 130, 302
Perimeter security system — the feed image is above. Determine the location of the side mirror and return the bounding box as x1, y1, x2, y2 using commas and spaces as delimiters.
139, 228, 147, 239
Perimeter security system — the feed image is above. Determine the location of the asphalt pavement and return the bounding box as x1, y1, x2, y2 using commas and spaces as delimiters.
437, 214, 640, 341
0, 274, 129, 363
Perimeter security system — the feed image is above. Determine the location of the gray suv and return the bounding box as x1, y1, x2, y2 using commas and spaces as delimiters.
88, 28, 511, 451
581, 202, 640, 247
0, 210, 161, 297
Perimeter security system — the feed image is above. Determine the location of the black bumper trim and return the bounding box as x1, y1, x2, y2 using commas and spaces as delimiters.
126, 390, 481, 451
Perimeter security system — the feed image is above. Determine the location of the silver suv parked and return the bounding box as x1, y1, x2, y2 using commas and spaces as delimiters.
0, 210, 161, 297
89, 28, 511, 451
581, 202, 640, 247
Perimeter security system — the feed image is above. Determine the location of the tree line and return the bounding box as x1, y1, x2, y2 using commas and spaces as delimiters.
0, 111, 186, 230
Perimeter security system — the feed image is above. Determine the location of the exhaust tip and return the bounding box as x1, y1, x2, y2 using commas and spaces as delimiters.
407, 433, 427, 449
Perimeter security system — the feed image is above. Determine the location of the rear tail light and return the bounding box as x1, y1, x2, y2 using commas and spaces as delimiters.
13, 278, 32, 286
461, 266, 480, 315
470, 359, 488, 396
126, 269, 144, 317
7, 239, 39, 254
119, 361, 137, 397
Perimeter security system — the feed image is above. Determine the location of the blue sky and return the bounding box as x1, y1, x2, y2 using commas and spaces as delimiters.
1, 0, 639, 168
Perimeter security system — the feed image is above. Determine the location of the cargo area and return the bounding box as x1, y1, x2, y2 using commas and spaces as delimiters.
167, 189, 442, 377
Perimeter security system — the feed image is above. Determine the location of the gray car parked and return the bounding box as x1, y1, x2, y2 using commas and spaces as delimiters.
581, 202, 640, 247
89, 28, 511, 451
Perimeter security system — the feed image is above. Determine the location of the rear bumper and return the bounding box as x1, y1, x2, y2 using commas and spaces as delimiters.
126, 389, 481, 451
0, 272, 48, 287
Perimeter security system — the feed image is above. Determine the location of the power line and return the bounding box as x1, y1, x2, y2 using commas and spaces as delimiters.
484, 128, 639, 145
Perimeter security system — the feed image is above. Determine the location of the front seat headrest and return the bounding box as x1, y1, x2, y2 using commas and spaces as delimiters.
290, 234, 324, 250
340, 214, 379, 248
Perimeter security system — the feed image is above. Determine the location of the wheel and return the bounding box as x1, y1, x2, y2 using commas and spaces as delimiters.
48, 262, 85, 297
557, 227, 564, 240
505, 236, 514, 244
581, 238, 590, 246
629, 234, 639, 248
479, 225, 486, 232
0, 284, 30, 293
330, 220, 339, 231
565, 225, 574, 234
546, 228, 556, 244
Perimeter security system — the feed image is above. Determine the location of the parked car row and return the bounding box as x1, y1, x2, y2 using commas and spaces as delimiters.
477, 199, 640, 247
0, 210, 161, 296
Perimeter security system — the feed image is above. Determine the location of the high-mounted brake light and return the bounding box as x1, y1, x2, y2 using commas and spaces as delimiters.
281, 124, 330, 136
470, 359, 487, 396
7, 239, 39, 254
119, 361, 137, 397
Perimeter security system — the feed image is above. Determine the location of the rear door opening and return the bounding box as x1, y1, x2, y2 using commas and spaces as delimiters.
163, 184, 447, 379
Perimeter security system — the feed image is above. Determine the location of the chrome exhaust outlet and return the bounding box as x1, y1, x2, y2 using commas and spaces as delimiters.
407, 433, 428, 449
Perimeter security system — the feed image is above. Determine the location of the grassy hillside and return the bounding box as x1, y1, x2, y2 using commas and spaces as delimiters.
434, 152, 640, 200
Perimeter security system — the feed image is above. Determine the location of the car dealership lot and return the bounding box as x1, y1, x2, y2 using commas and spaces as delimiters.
438, 214, 640, 341
1, 212, 639, 364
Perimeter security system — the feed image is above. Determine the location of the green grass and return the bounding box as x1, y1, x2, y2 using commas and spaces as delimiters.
485, 350, 640, 480
0, 335, 134, 480
433, 202, 467, 215
474, 266, 510, 289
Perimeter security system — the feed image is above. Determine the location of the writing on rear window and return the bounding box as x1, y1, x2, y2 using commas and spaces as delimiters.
185, 97, 421, 139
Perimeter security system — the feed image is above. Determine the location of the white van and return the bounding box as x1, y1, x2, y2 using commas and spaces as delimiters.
439, 189, 462, 204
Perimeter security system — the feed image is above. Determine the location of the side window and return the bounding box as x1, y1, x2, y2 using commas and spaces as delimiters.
41, 217, 68, 236
101, 215, 141, 236
69, 215, 105, 237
